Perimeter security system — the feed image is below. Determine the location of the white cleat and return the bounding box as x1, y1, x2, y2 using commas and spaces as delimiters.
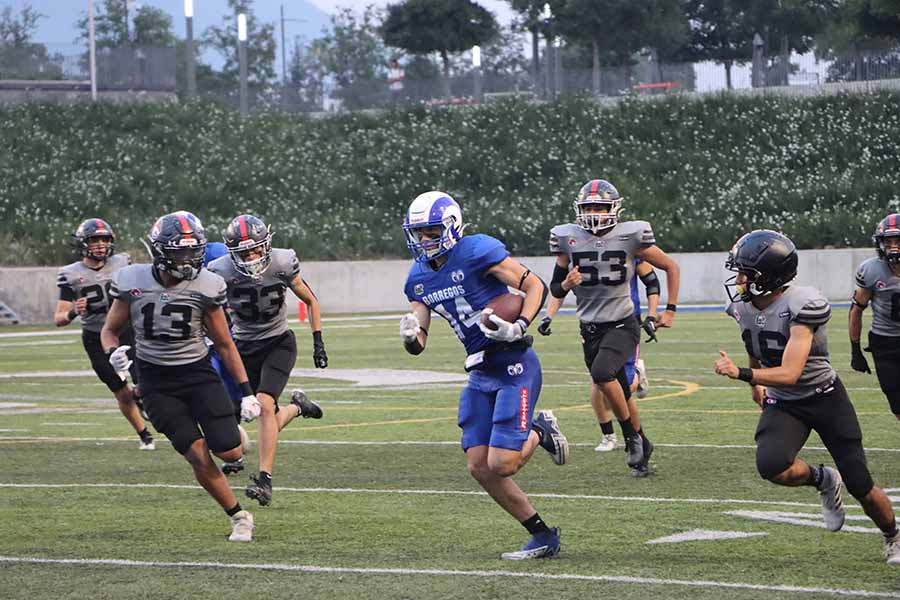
817, 466, 845, 532
228, 510, 254, 542
885, 529, 900, 566
139, 439, 155, 451
635, 359, 649, 399
594, 433, 618, 452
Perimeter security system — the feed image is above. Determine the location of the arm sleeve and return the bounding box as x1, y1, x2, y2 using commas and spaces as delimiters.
212, 277, 228, 308
638, 221, 656, 247
280, 250, 302, 285
791, 292, 831, 327
855, 260, 877, 290
56, 269, 76, 302
108, 270, 130, 304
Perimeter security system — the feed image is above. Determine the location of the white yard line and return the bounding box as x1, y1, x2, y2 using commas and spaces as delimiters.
0, 556, 895, 598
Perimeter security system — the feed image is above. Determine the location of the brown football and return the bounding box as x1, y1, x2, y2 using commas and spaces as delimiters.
481, 293, 524, 330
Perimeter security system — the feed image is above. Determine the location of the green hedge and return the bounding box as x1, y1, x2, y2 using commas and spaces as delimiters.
2, 93, 899, 265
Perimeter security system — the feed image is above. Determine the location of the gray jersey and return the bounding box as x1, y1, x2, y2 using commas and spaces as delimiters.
855, 257, 900, 337
109, 265, 226, 366
549, 220, 655, 323
207, 248, 299, 341
726, 286, 835, 401
56, 253, 132, 332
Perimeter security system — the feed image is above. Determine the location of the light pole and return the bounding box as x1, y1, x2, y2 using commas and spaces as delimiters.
280, 5, 306, 84
184, 0, 196, 98
542, 3, 553, 98
88, 0, 97, 100
472, 45, 482, 102
238, 12, 248, 117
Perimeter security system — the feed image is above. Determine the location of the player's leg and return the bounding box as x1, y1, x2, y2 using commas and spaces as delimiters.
869, 333, 900, 422
810, 379, 899, 556
82, 330, 152, 449
208, 345, 246, 474
278, 389, 323, 430
591, 383, 617, 452
621, 346, 654, 476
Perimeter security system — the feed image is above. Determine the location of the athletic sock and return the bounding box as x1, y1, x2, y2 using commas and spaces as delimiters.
638, 428, 649, 444
522, 513, 551, 535
618, 419, 636, 438
138, 428, 152, 442
806, 464, 824, 488
599, 420, 614, 435
225, 503, 243, 517
259, 471, 272, 486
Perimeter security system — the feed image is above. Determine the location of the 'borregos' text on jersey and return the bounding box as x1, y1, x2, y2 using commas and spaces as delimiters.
404, 234, 510, 356
855, 256, 900, 337
549, 221, 654, 323
726, 286, 835, 401
207, 248, 299, 341
56, 253, 132, 332
110, 265, 226, 365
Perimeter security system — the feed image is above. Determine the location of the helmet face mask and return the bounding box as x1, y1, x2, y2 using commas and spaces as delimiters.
724, 230, 798, 303
575, 180, 622, 234
223, 215, 273, 278
403, 191, 465, 263
148, 212, 207, 281
73, 219, 116, 261
874, 214, 900, 265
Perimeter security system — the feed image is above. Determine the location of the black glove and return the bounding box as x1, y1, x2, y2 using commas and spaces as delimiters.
641, 315, 658, 343
312, 330, 328, 368
537, 316, 553, 336
850, 341, 871, 374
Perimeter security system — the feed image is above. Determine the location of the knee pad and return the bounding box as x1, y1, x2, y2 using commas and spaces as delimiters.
590, 361, 619, 385
170, 428, 202, 455
756, 448, 791, 482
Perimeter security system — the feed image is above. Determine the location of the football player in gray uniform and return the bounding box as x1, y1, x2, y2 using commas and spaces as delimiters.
548, 179, 680, 475
54, 219, 153, 451
101, 212, 259, 543
209, 214, 326, 507
850, 213, 900, 421
716, 229, 900, 565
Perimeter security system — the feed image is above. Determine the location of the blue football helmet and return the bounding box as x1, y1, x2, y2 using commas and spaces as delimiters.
147, 211, 207, 281
403, 191, 465, 262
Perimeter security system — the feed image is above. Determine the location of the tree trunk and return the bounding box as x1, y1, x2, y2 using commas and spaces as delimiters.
592, 38, 600, 95
531, 26, 540, 93
440, 48, 451, 98
725, 60, 733, 90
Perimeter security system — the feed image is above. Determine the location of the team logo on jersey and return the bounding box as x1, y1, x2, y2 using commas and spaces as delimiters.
778, 311, 791, 318
232, 278, 240, 285
876, 280, 887, 289
451, 270, 465, 283
414, 283, 425, 296
595, 240, 606, 248
77, 276, 85, 284
159, 292, 171, 303
129, 288, 142, 297
755, 314, 766, 326
568, 238, 577, 247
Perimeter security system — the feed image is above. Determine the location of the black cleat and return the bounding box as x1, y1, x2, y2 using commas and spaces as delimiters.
631, 437, 654, 477
291, 389, 323, 419
245, 474, 273, 507
624, 434, 644, 469
222, 458, 244, 476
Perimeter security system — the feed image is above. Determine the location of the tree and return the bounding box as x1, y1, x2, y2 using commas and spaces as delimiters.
0, 3, 62, 80
315, 6, 390, 108
382, 0, 499, 97
556, 0, 687, 94
132, 6, 175, 47
287, 38, 326, 111
203, 0, 277, 86
678, 0, 757, 90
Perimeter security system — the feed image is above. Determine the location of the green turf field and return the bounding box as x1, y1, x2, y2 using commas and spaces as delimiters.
1, 311, 899, 599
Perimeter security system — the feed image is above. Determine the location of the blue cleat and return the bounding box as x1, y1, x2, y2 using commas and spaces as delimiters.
531, 410, 569, 465
501, 527, 561, 560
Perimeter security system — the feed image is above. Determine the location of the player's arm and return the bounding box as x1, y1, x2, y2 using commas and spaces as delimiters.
54, 299, 77, 327
100, 299, 130, 351
636, 245, 680, 327
636, 261, 659, 317
715, 324, 813, 387
204, 306, 251, 388
747, 355, 767, 407
487, 257, 548, 327
289, 273, 328, 368
849, 287, 873, 373
401, 300, 431, 355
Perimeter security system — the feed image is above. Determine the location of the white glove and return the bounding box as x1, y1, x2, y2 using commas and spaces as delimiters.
478, 309, 525, 342
109, 345, 132, 373
240, 395, 261, 422
399, 312, 421, 343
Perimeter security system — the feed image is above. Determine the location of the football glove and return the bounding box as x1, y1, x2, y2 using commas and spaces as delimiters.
400, 312, 420, 343
537, 316, 553, 336
312, 331, 328, 368
850, 342, 871, 374
479, 310, 525, 342
108, 345, 132, 372
641, 316, 659, 343
240, 395, 261, 422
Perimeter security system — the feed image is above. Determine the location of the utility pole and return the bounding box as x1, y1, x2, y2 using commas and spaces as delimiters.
280, 5, 306, 84
185, 0, 196, 98
238, 12, 248, 117
88, 0, 97, 100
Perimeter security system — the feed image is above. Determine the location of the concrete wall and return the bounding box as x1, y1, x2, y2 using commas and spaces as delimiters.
0, 247, 877, 324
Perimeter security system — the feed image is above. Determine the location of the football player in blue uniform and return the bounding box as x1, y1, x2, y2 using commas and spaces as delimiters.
401, 191, 567, 560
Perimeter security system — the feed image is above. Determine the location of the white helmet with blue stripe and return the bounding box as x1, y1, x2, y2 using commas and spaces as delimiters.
403, 191, 465, 262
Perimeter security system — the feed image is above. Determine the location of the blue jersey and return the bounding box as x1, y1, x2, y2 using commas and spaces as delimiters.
630, 258, 641, 317
205, 242, 228, 266
404, 234, 510, 356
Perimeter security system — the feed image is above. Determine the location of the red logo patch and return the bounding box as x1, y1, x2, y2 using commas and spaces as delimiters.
519, 387, 529, 431
129, 289, 142, 297
568, 239, 577, 246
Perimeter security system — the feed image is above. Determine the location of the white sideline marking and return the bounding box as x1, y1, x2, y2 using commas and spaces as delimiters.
0, 556, 897, 598
0, 482, 857, 510
41, 422, 99, 427
726, 510, 881, 534
0, 340, 76, 347
0, 402, 35, 408
646, 529, 768, 544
